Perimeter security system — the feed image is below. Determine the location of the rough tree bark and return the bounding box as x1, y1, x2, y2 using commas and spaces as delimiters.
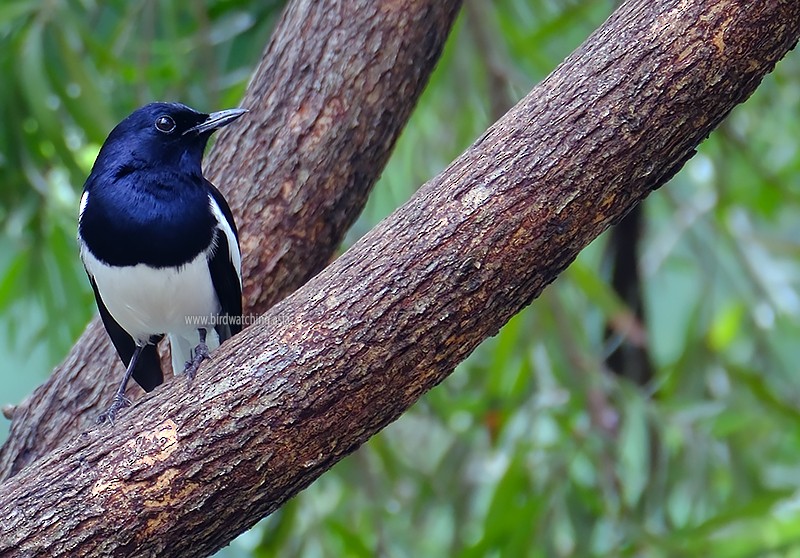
0, 0, 462, 479
2, 0, 799, 557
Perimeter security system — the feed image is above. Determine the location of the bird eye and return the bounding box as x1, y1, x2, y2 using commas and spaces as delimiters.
155, 115, 176, 133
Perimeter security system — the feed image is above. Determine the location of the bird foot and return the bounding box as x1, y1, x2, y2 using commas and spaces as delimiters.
184, 341, 210, 380
96, 394, 132, 425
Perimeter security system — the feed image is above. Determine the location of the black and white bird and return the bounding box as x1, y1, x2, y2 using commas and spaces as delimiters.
78, 102, 246, 423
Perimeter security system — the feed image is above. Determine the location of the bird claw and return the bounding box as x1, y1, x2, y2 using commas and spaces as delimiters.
96, 394, 132, 425
183, 341, 210, 381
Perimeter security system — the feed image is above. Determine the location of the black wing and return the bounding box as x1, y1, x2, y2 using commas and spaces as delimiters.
206, 181, 243, 341
89, 275, 164, 392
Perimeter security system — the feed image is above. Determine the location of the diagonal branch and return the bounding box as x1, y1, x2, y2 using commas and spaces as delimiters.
1, 0, 798, 556
0, 0, 462, 480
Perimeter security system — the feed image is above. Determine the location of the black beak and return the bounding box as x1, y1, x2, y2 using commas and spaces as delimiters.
184, 108, 248, 136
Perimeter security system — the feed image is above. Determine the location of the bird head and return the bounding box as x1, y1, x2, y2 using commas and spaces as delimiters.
92, 102, 247, 175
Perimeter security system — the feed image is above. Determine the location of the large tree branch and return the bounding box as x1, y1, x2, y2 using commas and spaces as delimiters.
0, 0, 461, 479
2, 0, 799, 556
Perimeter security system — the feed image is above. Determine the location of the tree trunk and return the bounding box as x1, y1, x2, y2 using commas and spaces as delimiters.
0, 0, 462, 480
2, 0, 799, 556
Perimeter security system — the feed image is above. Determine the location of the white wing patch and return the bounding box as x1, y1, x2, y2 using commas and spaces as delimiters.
208, 194, 242, 287
79, 191, 89, 221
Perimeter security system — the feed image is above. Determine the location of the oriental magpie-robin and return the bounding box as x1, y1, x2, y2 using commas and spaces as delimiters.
78, 102, 246, 423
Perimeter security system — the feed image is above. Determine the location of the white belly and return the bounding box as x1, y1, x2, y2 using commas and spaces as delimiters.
82, 248, 219, 345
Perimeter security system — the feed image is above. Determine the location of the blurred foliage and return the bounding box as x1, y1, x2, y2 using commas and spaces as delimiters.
2, 0, 800, 557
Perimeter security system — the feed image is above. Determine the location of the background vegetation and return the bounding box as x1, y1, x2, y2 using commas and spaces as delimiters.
1, 1, 799, 556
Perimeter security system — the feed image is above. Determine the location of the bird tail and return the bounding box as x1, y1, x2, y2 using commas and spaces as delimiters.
131, 344, 165, 392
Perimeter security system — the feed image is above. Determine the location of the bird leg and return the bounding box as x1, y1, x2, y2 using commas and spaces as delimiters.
97, 344, 143, 424
184, 327, 210, 380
